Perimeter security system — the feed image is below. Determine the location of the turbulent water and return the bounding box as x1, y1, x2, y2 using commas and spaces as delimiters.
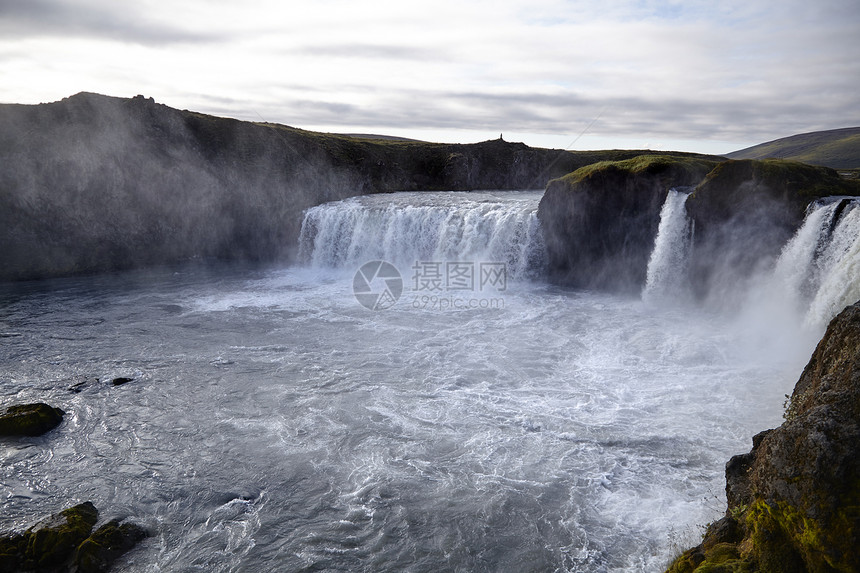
1, 190, 857, 572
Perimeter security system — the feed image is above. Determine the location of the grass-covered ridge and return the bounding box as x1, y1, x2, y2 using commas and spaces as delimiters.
688, 158, 860, 224
556, 154, 720, 187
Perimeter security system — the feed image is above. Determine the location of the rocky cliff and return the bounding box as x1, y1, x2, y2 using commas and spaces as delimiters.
0, 92, 583, 282
538, 157, 859, 292
686, 159, 859, 298
666, 300, 860, 573
536, 155, 717, 291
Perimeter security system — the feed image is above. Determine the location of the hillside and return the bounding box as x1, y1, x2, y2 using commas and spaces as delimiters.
0, 92, 721, 282
727, 127, 860, 169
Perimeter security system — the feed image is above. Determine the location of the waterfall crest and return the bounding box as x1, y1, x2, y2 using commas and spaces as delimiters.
298, 191, 546, 279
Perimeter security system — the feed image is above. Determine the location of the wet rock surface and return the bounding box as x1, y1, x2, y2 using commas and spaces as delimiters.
0, 403, 65, 437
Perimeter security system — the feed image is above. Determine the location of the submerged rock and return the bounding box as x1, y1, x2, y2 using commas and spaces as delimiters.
0, 403, 65, 437
666, 299, 860, 573
0, 502, 147, 573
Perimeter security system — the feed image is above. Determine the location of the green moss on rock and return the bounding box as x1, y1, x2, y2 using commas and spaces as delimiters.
559, 154, 718, 187
0, 502, 146, 572
0, 501, 100, 572
0, 403, 65, 437
74, 519, 148, 573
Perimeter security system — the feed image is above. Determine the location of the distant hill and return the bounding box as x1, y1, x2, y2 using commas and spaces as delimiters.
727, 127, 860, 169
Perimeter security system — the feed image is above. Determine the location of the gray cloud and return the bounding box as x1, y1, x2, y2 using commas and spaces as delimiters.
2, 0, 858, 150
0, 0, 219, 44
249, 83, 860, 146
290, 43, 450, 62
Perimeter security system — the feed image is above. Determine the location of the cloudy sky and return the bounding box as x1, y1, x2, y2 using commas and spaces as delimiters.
1, 0, 858, 154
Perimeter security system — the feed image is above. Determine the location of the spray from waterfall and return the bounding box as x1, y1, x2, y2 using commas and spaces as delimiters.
791, 198, 860, 327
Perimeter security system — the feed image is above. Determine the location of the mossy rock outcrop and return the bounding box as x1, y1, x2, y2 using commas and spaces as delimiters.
0, 403, 65, 437
686, 160, 859, 296
74, 519, 148, 573
0, 502, 147, 573
537, 154, 718, 291
666, 300, 860, 573
0, 502, 97, 572
538, 155, 859, 294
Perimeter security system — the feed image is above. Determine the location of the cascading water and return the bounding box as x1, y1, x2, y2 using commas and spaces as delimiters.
642, 191, 860, 329
298, 191, 546, 279
783, 197, 860, 327
3, 190, 856, 573
642, 188, 694, 303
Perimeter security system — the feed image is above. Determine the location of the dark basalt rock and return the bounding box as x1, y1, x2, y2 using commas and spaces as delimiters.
537, 155, 718, 291
0, 502, 98, 572
538, 155, 859, 295
666, 300, 860, 573
0, 503, 147, 573
74, 519, 149, 573
0, 403, 65, 437
685, 159, 859, 297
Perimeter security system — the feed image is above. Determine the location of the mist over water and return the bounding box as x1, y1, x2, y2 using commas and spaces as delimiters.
1, 190, 857, 572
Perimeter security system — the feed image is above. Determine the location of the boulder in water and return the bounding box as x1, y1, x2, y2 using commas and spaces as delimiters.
0, 502, 98, 572
74, 519, 149, 573
0, 502, 147, 573
0, 403, 65, 437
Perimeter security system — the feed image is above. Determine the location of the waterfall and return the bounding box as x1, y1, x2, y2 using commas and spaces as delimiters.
795, 198, 860, 327
735, 196, 860, 331
641, 191, 860, 325
298, 191, 546, 279
642, 188, 693, 303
